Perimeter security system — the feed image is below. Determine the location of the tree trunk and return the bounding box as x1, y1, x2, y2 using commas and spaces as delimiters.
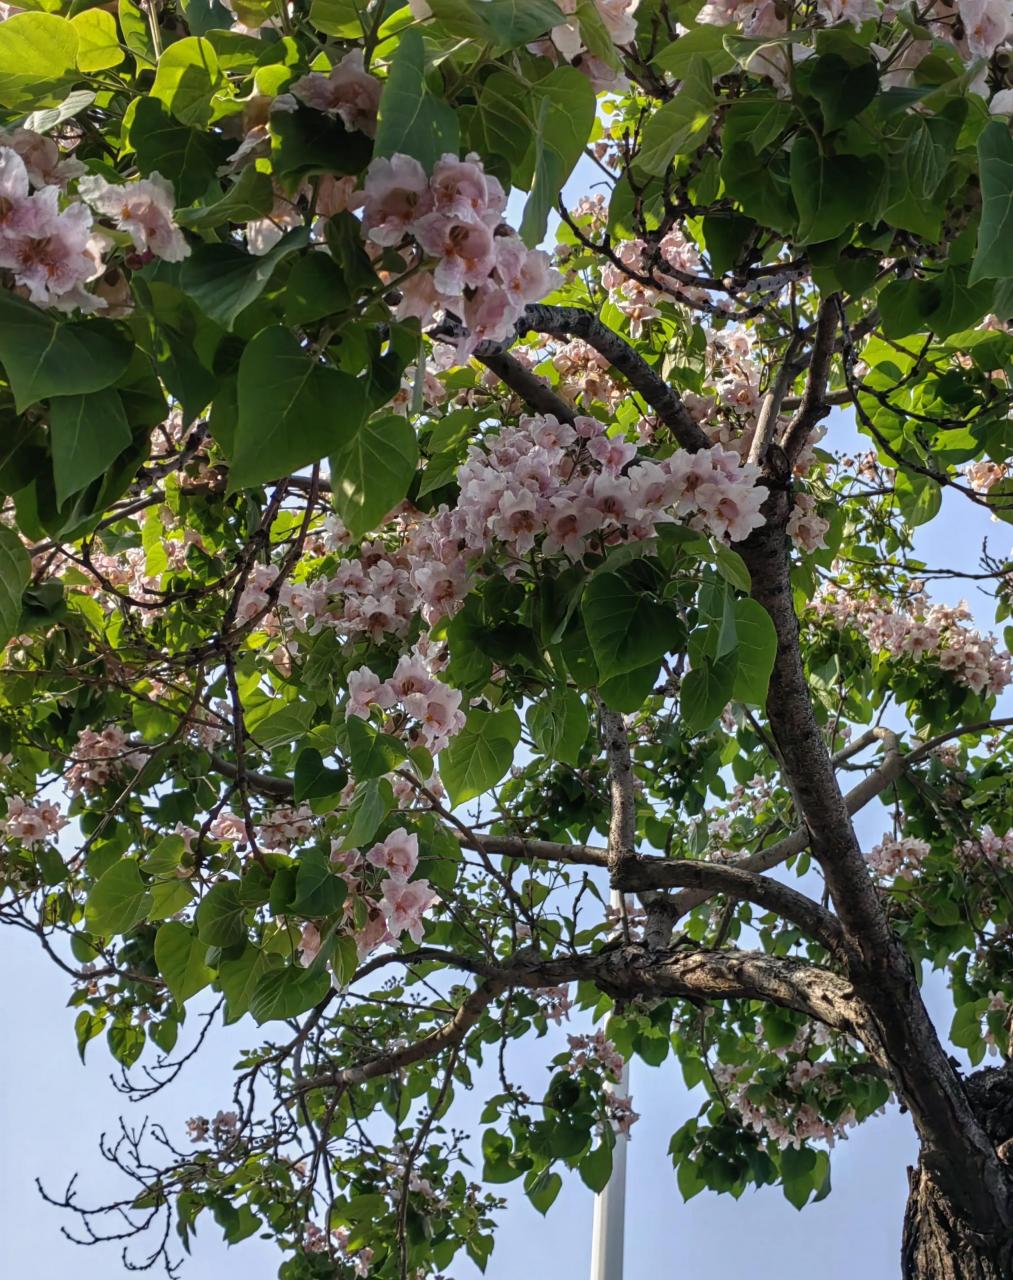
902, 1066, 1013, 1279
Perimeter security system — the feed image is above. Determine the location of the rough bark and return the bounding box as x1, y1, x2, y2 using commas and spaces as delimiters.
902, 1068, 1013, 1279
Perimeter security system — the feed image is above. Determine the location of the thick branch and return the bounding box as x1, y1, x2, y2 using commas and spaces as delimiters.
297, 942, 878, 1092
779, 293, 839, 464
516, 304, 711, 452
474, 346, 577, 423
614, 857, 846, 955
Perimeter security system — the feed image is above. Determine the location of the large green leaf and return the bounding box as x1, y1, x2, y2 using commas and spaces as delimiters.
730, 598, 776, 705
581, 572, 683, 681
0, 13, 78, 109
330, 414, 418, 537
635, 56, 715, 176
230, 326, 366, 491
131, 95, 225, 205
85, 860, 153, 935
807, 53, 878, 133
250, 963, 330, 1023
218, 944, 279, 1023
519, 66, 596, 247
155, 922, 215, 1004
374, 27, 459, 170
176, 165, 274, 229
150, 36, 224, 127
681, 650, 737, 733
180, 228, 309, 329
49, 389, 132, 507
441, 707, 521, 806
195, 880, 247, 948
879, 266, 994, 340
0, 293, 132, 412
970, 121, 1013, 284
790, 135, 884, 244
429, 0, 564, 46
345, 714, 408, 781
526, 688, 589, 765
290, 848, 348, 916
0, 526, 30, 651
72, 8, 125, 71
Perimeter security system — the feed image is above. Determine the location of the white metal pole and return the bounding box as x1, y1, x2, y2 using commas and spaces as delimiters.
589, 889, 629, 1280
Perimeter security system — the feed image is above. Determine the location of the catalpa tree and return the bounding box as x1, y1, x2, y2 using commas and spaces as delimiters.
2, 0, 1013, 1275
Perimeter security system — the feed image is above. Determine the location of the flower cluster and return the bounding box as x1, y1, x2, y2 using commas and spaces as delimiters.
0, 138, 187, 313
347, 655, 466, 754
814, 587, 1011, 696
565, 1030, 626, 1082
0, 796, 68, 848
408, 413, 767, 620
599, 231, 713, 333
65, 727, 146, 795
959, 825, 1013, 868
304, 1221, 374, 1275
866, 833, 932, 881
360, 152, 559, 356
711, 1058, 861, 1150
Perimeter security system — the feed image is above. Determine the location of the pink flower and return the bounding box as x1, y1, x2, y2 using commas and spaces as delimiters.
79, 171, 189, 262
693, 478, 767, 543
290, 50, 382, 135
315, 174, 360, 218
0, 147, 35, 238
404, 683, 465, 752
463, 280, 521, 348
299, 922, 322, 967
210, 811, 248, 842
493, 235, 561, 306
362, 154, 431, 246
594, 0, 639, 44
387, 654, 435, 699
366, 827, 419, 882
381, 877, 439, 943
413, 212, 497, 295
346, 665, 395, 719
429, 152, 505, 224
0, 188, 102, 311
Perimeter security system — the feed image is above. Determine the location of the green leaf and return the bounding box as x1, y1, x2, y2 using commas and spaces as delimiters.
520, 66, 596, 247
894, 470, 942, 528
526, 688, 588, 765
75, 1010, 105, 1063
49, 389, 132, 507
0, 526, 31, 651
441, 707, 521, 806
180, 227, 309, 329
525, 1169, 562, 1216
808, 53, 878, 132
790, 135, 884, 244
582, 572, 684, 681
250, 963, 330, 1023
330, 414, 418, 537
681, 650, 737, 733
374, 27, 459, 171
635, 56, 715, 176
155, 922, 214, 1004
293, 747, 346, 805
579, 1140, 614, 1193
731, 598, 776, 705
291, 848, 348, 916
599, 661, 660, 712
175, 166, 274, 230
971, 121, 1013, 284
72, 8, 124, 71
343, 777, 394, 848
284, 252, 351, 325
130, 95, 225, 205
345, 714, 408, 780
307, 0, 363, 36
218, 944, 278, 1023
430, 0, 565, 46
195, 880, 247, 948
879, 267, 994, 340
85, 860, 153, 935
249, 698, 314, 748
654, 26, 735, 78
150, 36, 223, 127
149, 877, 194, 920
0, 293, 131, 412
230, 325, 366, 491
0, 13, 78, 109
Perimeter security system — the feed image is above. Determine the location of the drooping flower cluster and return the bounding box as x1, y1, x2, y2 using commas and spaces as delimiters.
303, 1220, 373, 1275
360, 152, 560, 355
347, 655, 465, 754
65, 727, 147, 795
0, 138, 187, 313
565, 1030, 626, 1082
866, 833, 932, 881
0, 796, 68, 849
959, 825, 1013, 869
407, 413, 767, 620
814, 586, 1012, 696
290, 49, 383, 136
599, 231, 714, 332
